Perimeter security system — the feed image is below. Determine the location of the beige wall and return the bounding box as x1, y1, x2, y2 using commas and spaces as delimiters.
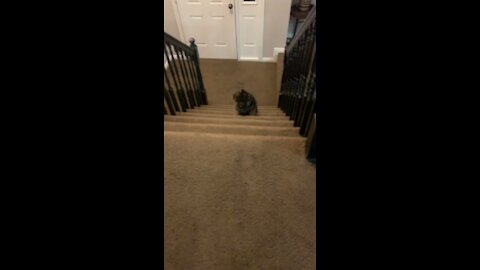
164, 0, 182, 40
263, 0, 292, 58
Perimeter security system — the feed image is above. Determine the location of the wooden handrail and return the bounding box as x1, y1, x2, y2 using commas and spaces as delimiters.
164, 32, 195, 55
286, 7, 316, 53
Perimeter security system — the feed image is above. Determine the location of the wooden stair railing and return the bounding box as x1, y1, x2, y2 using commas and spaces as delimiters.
279, 7, 316, 161
164, 32, 208, 115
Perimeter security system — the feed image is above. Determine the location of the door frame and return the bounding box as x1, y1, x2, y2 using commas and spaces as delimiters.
170, 0, 187, 45
171, 0, 265, 61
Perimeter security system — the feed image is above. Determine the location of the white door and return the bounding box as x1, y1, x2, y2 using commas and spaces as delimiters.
175, 0, 237, 59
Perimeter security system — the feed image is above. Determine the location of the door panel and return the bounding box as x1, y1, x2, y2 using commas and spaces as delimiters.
235, 0, 264, 60
176, 0, 237, 59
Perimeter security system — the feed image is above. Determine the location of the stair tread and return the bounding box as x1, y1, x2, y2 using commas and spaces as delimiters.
185, 110, 285, 116
164, 121, 298, 130
197, 104, 278, 107
164, 130, 306, 141
164, 115, 293, 127
164, 121, 300, 137
202, 105, 280, 109
177, 112, 289, 120
195, 107, 281, 112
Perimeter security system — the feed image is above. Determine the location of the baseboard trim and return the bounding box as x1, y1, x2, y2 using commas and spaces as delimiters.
238, 55, 278, 63
261, 57, 275, 63
238, 57, 261, 62
273, 47, 285, 62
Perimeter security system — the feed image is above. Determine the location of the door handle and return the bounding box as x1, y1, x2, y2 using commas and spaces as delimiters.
228, 3, 233, 9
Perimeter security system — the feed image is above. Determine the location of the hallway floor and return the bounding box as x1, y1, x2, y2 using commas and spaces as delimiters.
164, 105, 316, 269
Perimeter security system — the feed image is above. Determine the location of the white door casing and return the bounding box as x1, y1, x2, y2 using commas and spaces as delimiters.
174, 0, 237, 59
235, 0, 264, 61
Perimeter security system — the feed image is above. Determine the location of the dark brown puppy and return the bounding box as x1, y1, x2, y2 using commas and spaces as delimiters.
233, 89, 258, 116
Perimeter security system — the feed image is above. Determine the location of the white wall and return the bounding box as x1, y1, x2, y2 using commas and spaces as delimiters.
164, 0, 181, 40
262, 0, 292, 58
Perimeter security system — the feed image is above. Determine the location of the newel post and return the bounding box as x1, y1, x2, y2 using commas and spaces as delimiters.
189, 38, 208, 105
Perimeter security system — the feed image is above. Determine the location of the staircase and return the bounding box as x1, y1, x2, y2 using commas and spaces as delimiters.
164, 105, 316, 270
164, 105, 300, 137
163, 7, 316, 269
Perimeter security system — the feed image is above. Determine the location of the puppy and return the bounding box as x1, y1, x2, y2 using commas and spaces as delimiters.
233, 89, 258, 116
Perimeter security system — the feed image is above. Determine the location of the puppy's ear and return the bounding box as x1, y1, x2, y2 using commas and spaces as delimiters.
241, 89, 245, 93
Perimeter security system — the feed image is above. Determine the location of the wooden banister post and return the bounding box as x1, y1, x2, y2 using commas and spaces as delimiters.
189, 38, 208, 105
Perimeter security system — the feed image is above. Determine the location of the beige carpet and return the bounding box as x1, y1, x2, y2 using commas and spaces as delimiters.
164, 106, 316, 270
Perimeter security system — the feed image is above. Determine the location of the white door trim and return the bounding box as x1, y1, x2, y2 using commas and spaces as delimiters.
235, 0, 265, 61
170, 0, 187, 44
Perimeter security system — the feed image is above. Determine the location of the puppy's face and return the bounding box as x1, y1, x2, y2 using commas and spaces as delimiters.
233, 89, 250, 109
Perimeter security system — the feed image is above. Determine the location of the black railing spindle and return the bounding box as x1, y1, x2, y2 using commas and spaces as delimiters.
164, 70, 181, 112
163, 32, 208, 115
189, 38, 208, 105
278, 7, 316, 161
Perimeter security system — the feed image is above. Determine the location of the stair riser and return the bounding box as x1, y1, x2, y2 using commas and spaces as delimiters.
164, 123, 300, 137
165, 117, 293, 127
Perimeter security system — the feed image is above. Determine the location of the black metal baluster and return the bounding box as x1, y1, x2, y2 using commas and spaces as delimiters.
295, 73, 311, 126
189, 38, 208, 105
300, 59, 317, 135
164, 70, 180, 112
291, 75, 305, 121
164, 44, 188, 112
286, 81, 293, 115
164, 81, 176, 116
296, 39, 315, 126
286, 78, 298, 116
170, 42, 192, 110
301, 22, 315, 75
296, 27, 313, 122
182, 50, 201, 107
165, 42, 189, 111
279, 51, 289, 110
275, 6, 316, 156
163, 32, 210, 114
174, 46, 196, 108
299, 52, 316, 133
164, 45, 182, 110
289, 39, 304, 117
187, 54, 203, 106
303, 90, 316, 136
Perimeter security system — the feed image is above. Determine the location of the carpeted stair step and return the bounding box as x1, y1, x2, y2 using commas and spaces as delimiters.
185, 108, 286, 116
164, 121, 300, 137
164, 130, 316, 270
178, 111, 290, 121
201, 105, 281, 111
164, 130, 306, 141
164, 115, 293, 127
195, 106, 283, 113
